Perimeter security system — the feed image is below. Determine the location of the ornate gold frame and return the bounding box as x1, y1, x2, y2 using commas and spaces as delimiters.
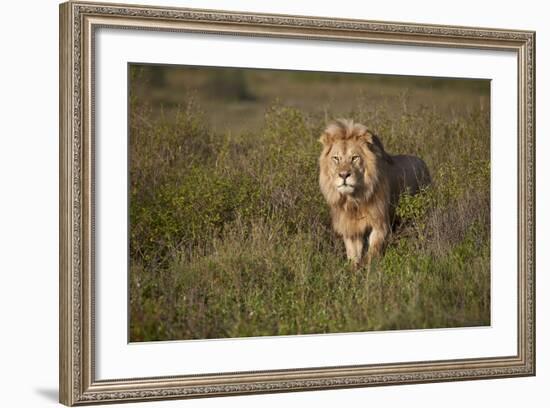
59, 1, 535, 405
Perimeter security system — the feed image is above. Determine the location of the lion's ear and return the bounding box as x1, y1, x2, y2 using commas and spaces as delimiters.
320, 121, 346, 146
319, 132, 333, 147
365, 133, 393, 164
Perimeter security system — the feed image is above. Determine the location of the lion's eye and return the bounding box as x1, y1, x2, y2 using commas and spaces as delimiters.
352, 155, 360, 163
332, 156, 340, 163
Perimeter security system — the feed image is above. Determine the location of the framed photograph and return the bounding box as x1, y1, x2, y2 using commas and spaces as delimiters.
59, 1, 535, 405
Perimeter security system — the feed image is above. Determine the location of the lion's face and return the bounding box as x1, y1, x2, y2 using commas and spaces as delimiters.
319, 119, 392, 208
325, 140, 367, 196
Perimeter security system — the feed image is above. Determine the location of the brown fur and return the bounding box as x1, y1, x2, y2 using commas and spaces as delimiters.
319, 119, 431, 265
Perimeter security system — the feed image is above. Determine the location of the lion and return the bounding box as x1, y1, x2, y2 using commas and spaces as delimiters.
319, 119, 431, 265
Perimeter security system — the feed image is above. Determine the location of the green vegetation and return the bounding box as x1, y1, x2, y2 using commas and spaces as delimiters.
129, 66, 490, 342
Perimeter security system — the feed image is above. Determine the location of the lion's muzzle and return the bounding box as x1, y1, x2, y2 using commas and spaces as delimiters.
336, 172, 356, 194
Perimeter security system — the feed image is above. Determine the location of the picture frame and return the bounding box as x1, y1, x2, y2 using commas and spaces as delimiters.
59, 1, 535, 405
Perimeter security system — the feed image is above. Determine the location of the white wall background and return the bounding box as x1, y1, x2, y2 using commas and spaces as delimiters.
0, 0, 546, 406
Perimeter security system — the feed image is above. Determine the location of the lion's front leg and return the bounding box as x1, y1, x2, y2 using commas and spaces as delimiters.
343, 235, 364, 265
366, 224, 389, 264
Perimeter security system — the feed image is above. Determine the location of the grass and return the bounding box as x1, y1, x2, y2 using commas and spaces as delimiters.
128, 65, 491, 342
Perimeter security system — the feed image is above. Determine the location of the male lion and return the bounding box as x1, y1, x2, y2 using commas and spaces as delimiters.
319, 119, 431, 265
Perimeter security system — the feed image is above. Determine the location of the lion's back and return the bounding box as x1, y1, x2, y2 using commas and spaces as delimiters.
389, 155, 431, 201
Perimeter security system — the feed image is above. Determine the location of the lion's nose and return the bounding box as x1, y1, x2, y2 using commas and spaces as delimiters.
339, 171, 351, 180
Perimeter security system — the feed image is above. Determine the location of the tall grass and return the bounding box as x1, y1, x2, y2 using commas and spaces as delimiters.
129, 68, 490, 342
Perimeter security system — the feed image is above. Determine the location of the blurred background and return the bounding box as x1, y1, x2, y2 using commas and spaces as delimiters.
130, 64, 489, 134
